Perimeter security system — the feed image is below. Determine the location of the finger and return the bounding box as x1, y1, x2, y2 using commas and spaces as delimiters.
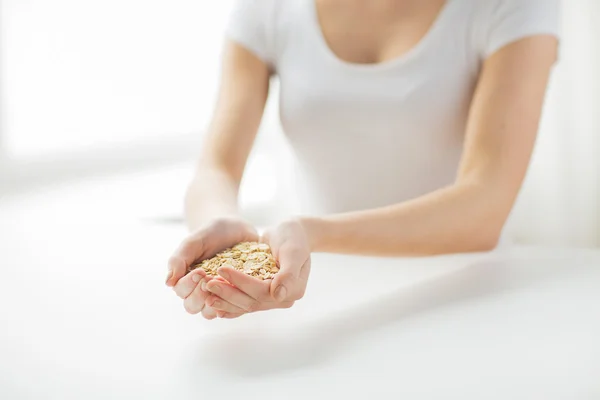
166, 237, 205, 287
206, 279, 261, 312
218, 312, 246, 319
202, 306, 218, 320
299, 256, 311, 281
274, 242, 305, 278
261, 233, 306, 301
216, 267, 271, 301
182, 280, 208, 315
291, 257, 311, 300
277, 301, 296, 310
205, 295, 248, 314
166, 255, 187, 287
173, 269, 206, 299
212, 297, 294, 315
270, 246, 309, 302
212, 275, 229, 284
268, 259, 311, 303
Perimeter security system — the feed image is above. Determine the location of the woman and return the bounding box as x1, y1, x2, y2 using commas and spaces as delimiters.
165, 0, 560, 319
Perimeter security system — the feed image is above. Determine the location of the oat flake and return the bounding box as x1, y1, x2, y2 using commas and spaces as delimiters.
188, 242, 279, 280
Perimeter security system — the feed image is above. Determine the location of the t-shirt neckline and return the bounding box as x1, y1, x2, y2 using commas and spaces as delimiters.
307, 0, 454, 71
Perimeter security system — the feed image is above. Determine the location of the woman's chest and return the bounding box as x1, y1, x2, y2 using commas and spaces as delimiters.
314, 0, 449, 65
273, 0, 481, 140
277, 53, 479, 140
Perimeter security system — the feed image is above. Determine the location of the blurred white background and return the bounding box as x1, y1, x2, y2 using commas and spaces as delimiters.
1, 4, 599, 398
0, 0, 598, 246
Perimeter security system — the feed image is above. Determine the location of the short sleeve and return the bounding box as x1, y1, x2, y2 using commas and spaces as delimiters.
482, 0, 561, 59
225, 0, 277, 67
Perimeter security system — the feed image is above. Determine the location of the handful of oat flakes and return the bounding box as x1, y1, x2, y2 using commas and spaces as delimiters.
188, 242, 279, 280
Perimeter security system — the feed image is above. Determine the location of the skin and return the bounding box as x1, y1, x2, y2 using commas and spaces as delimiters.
166, 0, 559, 319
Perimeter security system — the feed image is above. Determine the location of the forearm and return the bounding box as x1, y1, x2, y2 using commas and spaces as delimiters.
300, 182, 509, 257
184, 166, 240, 231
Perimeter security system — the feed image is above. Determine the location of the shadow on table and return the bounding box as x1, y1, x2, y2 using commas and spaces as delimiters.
195, 255, 574, 377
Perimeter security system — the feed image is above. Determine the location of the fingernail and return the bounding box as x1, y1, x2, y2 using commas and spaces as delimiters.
212, 300, 221, 308
192, 274, 201, 284
208, 284, 221, 295
201, 281, 207, 291
165, 270, 173, 284
275, 285, 287, 302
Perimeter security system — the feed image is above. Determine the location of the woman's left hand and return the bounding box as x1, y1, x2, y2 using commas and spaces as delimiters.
204, 219, 312, 319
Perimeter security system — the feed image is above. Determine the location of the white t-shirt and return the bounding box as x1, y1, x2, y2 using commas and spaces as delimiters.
226, 0, 560, 215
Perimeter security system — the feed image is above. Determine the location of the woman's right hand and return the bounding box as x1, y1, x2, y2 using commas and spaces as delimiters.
165, 217, 259, 318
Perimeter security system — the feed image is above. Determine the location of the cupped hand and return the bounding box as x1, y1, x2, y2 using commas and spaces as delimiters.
166, 217, 258, 319
204, 219, 312, 319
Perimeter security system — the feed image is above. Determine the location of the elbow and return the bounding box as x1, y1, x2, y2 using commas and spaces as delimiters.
452, 192, 508, 253
465, 235, 500, 253
445, 235, 499, 255
458, 226, 502, 253
441, 219, 503, 254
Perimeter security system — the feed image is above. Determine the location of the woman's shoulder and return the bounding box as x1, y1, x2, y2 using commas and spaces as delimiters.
226, 0, 305, 67
228, 0, 298, 21
472, 0, 561, 28
462, 0, 561, 59
225, 0, 283, 65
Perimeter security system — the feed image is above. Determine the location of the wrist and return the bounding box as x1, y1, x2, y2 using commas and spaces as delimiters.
297, 216, 328, 252
186, 212, 240, 233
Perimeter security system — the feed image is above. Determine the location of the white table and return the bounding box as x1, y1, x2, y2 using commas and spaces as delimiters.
1, 169, 599, 399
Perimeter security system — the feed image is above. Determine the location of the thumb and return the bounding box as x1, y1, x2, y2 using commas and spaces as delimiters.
166, 237, 204, 287
270, 242, 305, 302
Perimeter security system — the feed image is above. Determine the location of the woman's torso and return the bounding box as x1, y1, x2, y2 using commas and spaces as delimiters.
278, 0, 479, 214
226, 0, 559, 215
